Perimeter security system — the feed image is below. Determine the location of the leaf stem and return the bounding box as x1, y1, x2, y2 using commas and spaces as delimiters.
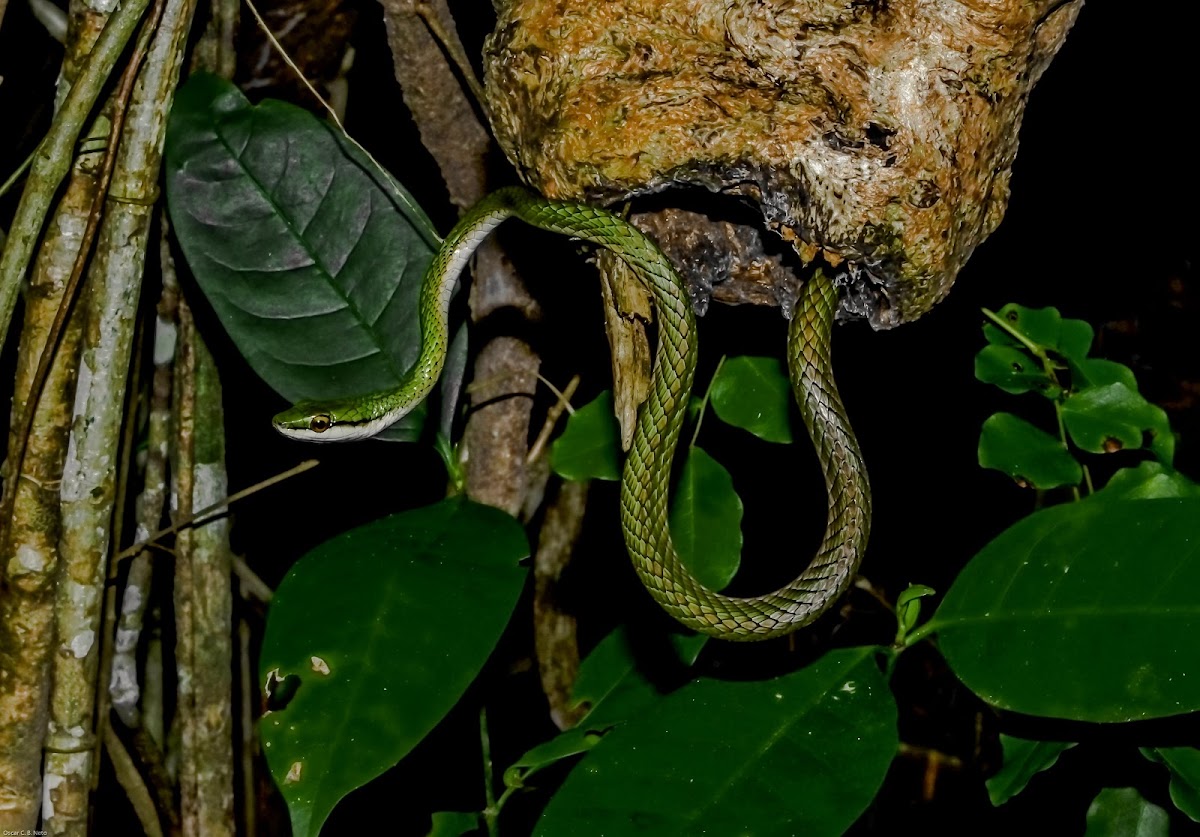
690, 355, 725, 448
984, 308, 1087, 501
981, 307, 1046, 360
481, 707, 499, 837
903, 621, 937, 647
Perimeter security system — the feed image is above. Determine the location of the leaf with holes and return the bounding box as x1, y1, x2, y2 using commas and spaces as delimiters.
165, 73, 440, 441
975, 345, 1059, 397
978, 412, 1081, 489
535, 646, 897, 836
259, 498, 527, 836
1062, 382, 1174, 464
983, 304, 1093, 363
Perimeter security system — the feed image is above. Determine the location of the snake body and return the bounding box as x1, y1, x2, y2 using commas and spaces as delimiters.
274, 187, 870, 640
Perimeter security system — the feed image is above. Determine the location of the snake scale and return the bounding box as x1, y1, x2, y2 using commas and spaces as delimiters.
274, 187, 871, 640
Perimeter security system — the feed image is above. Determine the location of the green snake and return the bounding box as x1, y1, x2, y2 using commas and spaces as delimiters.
274, 187, 871, 640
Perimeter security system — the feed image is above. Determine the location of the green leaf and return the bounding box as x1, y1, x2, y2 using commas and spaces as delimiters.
1142, 747, 1200, 822
895, 584, 936, 641
987, 735, 1075, 806
165, 74, 439, 441
669, 447, 742, 590
1062, 383, 1174, 464
428, 811, 480, 837
1057, 318, 1095, 363
505, 628, 707, 789
983, 304, 1092, 363
710, 356, 794, 443
1100, 462, 1200, 501
571, 627, 705, 731
259, 499, 528, 836
978, 412, 1082, 489
1069, 358, 1139, 390
974, 345, 1058, 397
929, 498, 1200, 722
551, 391, 622, 481
1085, 788, 1169, 837
535, 646, 897, 836
505, 730, 605, 786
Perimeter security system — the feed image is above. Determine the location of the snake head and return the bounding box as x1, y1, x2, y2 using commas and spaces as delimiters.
272, 396, 399, 443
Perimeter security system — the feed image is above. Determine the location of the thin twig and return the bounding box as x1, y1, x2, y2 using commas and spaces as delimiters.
231, 555, 273, 603
113, 459, 319, 564
0, 147, 36, 199
104, 725, 165, 837
527, 375, 580, 465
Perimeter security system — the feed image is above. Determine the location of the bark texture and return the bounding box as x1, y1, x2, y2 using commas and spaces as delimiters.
485, 0, 1083, 327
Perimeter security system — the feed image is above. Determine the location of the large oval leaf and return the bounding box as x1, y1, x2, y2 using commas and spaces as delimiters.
535, 646, 897, 836
259, 499, 528, 836
929, 498, 1200, 721
164, 73, 440, 440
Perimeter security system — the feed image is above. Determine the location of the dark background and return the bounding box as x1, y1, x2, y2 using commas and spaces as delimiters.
1, 1, 1196, 833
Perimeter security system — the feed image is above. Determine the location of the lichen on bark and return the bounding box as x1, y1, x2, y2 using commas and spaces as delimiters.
485, 0, 1082, 327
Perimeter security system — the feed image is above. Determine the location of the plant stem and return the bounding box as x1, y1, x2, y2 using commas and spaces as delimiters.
481, 707, 499, 837
0, 0, 151, 347
689, 355, 726, 448
983, 307, 1087, 501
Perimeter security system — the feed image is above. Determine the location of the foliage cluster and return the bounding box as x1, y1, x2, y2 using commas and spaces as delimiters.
166, 75, 1200, 835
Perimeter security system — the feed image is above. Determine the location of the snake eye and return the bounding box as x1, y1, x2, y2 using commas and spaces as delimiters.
309, 414, 332, 433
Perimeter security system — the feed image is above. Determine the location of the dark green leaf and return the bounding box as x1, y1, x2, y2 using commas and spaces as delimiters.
259, 499, 528, 836
1100, 462, 1200, 501
987, 735, 1075, 806
1062, 383, 1174, 465
505, 730, 604, 784
536, 647, 897, 836
1085, 788, 1169, 836
1142, 747, 1200, 822
978, 412, 1081, 489
929, 498, 1200, 722
165, 74, 440, 441
974, 345, 1057, 396
710, 356, 794, 443
551, 391, 622, 481
505, 628, 707, 789
669, 447, 742, 590
428, 812, 480, 837
570, 627, 703, 731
